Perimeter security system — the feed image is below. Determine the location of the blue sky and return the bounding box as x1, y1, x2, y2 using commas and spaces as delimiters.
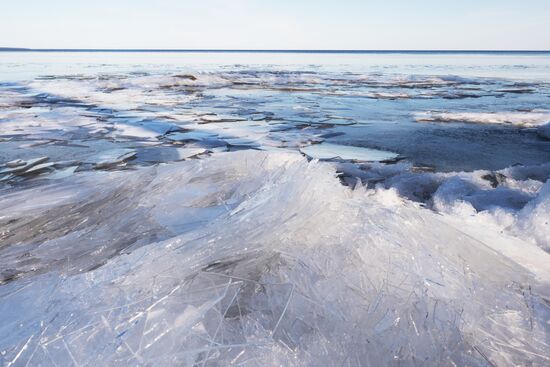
2, 0, 549, 49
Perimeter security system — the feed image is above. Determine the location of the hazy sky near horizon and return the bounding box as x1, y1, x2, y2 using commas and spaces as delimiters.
2, 0, 550, 50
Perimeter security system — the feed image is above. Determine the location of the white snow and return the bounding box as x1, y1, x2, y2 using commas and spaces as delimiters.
416, 110, 550, 127
514, 180, 550, 251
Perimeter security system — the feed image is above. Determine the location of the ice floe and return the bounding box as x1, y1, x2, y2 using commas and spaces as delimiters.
300, 143, 399, 162
84, 148, 137, 168
165, 131, 218, 142
136, 147, 207, 163
416, 110, 550, 127
111, 120, 181, 139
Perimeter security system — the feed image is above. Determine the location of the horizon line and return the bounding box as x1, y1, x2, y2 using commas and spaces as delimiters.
1, 48, 550, 54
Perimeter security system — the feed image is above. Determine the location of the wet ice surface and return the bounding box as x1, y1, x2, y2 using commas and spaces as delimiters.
0, 52, 550, 366
300, 143, 398, 161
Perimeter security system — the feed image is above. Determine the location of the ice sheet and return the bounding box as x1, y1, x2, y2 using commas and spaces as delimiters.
415, 110, 550, 127
300, 143, 399, 162
0, 151, 549, 366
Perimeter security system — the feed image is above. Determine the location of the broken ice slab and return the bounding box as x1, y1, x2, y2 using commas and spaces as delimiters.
223, 137, 262, 147
0, 158, 81, 182
186, 139, 229, 151
84, 149, 137, 168
249, 113, 270, 121
136, 147, 207, 163
199, 114, 247, 123
112, 124, 161, 139
112, 120, 182, 139
209, 145, 229, 153
165, 131, 218, 142
319, 132, 346, 139
309, 117, 356, 126
5, 159, 25, 168
173, 74, 197, 80
268, 123, 295, 132
52, 160, 80, 169
284, 116, 329, 125
0, 156, 49, 175
137, 120, 182, 135
300, 143, 399, 162
19, 140, 56, 148
19, 162, 56, 176
48, 166, 78, 180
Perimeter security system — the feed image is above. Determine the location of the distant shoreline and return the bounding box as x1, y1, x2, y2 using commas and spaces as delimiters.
0, 47, 31, 51
1, 48, 550, 54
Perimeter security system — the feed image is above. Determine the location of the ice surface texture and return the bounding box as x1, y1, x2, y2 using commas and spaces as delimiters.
336, 160, 550, 253
1, 53, 550, 366
1, 151, 549, 366
300, 143, 398, 162
2, 68, 549, 174
415, 110, 550, 127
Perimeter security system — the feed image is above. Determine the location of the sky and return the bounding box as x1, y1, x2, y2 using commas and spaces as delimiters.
1, 0, 550, 50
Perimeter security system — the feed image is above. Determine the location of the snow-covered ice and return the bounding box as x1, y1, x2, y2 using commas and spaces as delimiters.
415, 110, 550, 127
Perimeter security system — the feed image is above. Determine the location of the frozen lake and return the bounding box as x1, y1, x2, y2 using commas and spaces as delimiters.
0, 51, 549, 366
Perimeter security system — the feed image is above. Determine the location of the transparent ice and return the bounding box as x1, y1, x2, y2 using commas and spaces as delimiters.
0, 52, 549, 366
